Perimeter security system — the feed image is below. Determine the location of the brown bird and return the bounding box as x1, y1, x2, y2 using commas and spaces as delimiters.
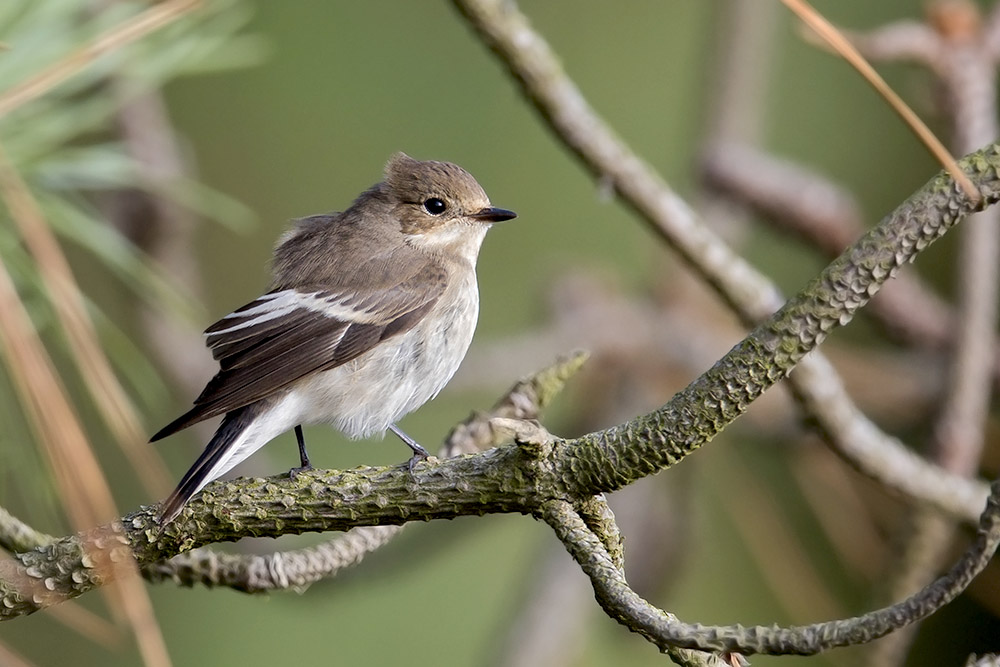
152, 153, 516, 523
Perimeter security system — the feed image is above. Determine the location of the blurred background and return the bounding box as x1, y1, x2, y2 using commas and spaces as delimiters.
1, 1, 998, 665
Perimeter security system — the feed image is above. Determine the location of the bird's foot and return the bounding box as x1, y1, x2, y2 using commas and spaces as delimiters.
389, 423, 431, 471
288, 462, 314, 481
406, 447, 429, 472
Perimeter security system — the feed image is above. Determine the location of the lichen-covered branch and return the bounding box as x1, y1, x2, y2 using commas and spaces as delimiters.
142, 525, 401, 592
576, 495, 624, 573
0, 447, 533, 618
539, 500, 731, 667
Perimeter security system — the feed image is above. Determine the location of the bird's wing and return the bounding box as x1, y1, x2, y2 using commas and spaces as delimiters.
150, 261, 447, 441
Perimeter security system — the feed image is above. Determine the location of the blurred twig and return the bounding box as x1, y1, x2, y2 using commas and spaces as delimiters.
449, 0, 989, 523
105, 83, 210, 397
0, 0, 200, 118
838, 3, 1000, 665
783, 0, 978, 200
44, 601, 121, 651
0, 144, 171, 495
0, 507, 53, 553
695, 0, 781, 247
0, 237, 169, 667
700, 143, 956, 350
0, 640, 34, 667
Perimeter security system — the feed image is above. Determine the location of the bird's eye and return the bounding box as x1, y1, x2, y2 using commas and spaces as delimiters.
423, 198, 447, 215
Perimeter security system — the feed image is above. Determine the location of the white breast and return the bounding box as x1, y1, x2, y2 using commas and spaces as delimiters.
284, 266, 480, 439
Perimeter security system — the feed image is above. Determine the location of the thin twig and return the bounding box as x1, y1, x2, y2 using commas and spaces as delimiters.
541, 481, 1000, 656
0, 507, 54, 553
782, 0, 979, 201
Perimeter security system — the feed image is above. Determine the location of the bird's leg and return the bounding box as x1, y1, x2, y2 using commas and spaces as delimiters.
288, 424, 313, 479
389, 423, 429, 470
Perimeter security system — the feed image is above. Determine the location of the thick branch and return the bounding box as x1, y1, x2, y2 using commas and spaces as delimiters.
0, 447, 533, 618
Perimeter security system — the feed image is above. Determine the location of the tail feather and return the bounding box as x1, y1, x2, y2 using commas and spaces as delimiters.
150, 404, 218, 443
158, 405, 258, 524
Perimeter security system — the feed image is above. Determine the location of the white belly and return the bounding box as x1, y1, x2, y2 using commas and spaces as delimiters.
284, 272, 479, 438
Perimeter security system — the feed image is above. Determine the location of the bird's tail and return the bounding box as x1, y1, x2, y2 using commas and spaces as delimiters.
159, 405, 261, 524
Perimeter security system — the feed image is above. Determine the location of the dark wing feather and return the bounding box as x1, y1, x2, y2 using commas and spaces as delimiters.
150, 262, 447, 442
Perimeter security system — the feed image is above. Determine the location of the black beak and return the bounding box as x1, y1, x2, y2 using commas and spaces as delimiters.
469, 206, 517, 223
